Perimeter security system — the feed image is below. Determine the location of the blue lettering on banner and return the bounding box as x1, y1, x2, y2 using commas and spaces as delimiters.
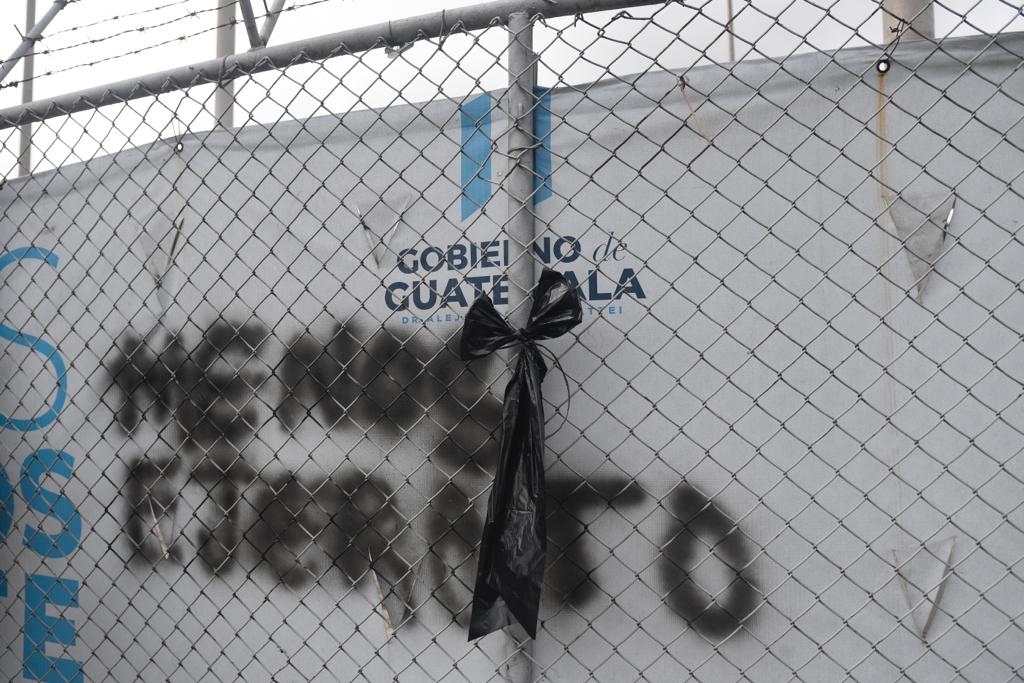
533, 87, 553, 205
460, 89, 552, 216
460, 93, 492, 220
0, 246, 83, 681
0, 464, 11, 596
382, 235, 646, 319
0, 247, 67, 432
21, 450, 81, 559
24, 574, 82, 683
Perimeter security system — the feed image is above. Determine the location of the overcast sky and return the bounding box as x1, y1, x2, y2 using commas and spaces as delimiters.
0, 0, 1020, 173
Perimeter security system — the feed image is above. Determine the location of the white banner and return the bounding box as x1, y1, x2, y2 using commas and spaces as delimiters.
2, 33, 1023, 682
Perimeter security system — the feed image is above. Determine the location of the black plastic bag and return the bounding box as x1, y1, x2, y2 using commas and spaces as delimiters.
460, 267, 583, 640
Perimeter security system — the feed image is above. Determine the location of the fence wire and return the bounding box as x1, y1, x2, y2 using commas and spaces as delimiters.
1, 1, 1024, 681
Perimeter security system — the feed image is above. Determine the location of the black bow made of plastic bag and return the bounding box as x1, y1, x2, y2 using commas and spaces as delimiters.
459, 267, 583, 640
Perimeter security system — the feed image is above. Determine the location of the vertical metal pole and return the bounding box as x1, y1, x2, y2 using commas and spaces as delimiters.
882, 0, 935, 44
500, 10, 537, 683
506, 10, 538, 328
725, 0, 736, 62
18, 0, 36, 176
214, 0, 236, 128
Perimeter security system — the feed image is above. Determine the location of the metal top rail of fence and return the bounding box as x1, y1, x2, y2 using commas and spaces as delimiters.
0, 0, 667, 128
1, 0, 1024, 681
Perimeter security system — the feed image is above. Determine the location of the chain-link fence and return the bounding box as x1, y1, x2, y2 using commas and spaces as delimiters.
1, 0, 1024, 680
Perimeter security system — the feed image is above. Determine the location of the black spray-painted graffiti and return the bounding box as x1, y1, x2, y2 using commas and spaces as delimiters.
661, 484, 760, 639
107, 320, 760, 637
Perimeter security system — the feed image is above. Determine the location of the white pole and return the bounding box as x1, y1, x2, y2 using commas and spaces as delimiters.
882, 0, 935, 44
18, 0, 36, 176
725, 0, 736, 62
214, 1, 236, 128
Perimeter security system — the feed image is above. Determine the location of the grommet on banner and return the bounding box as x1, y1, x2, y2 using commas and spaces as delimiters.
876, 56, 891, 74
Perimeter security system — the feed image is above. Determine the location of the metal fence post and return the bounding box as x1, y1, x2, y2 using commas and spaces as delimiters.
215, 0, 236, 128
505, 10, 538, 328
17, 0, 36, 177
882, 0, 935, 43
499, 9, 538, 682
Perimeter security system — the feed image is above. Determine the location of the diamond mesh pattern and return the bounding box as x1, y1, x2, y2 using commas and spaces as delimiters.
1, 2, 1024, 681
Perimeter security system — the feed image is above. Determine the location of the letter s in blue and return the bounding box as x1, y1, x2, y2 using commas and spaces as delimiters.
0, 247, 66, 432
21, 449, 80, 558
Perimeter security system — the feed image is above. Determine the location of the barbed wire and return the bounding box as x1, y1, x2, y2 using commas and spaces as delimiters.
4, 0, 1022, 98
1, 0, 344, 91
44, 0, 206, 39
30, 0, 235, 58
